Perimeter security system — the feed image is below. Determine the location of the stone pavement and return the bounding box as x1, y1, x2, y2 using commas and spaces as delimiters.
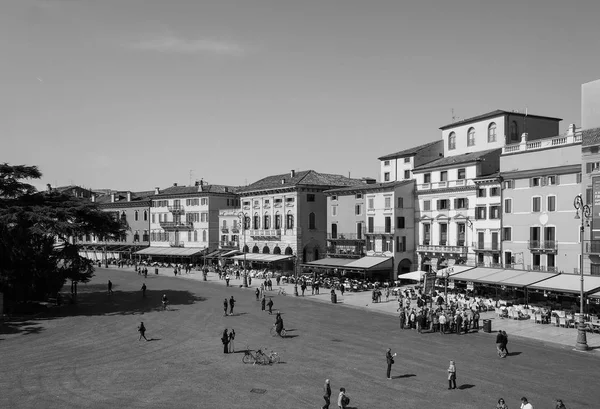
133, 265, 600, 351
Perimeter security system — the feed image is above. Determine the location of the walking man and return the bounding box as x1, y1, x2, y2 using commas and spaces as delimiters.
447, 360, 457, 390
337, 387, 349, 409
501, 330, 509, 355
229, 296, 236, 316
107, 280, 113, 295
138, 321, 148, 341
141, 283, 147, 298
223, 298, 229, 316
261, 295, 266, 311
255, 287, 260, 301
267, 297, 274, 314
221, 329, 229, 354
225, 273, 230, 287
496, 330, 506, 357
455, 312, 463, 335
322, 379, 331, 409
386, 348, 397, 379
228, 329, 236, 353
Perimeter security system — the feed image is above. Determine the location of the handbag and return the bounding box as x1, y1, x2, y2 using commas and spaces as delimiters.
390, 358, 395, 364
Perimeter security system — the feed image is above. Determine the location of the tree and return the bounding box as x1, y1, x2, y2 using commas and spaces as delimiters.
0, 163, 126, 304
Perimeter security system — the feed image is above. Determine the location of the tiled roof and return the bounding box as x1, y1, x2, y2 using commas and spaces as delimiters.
238, 170, 362, 193
155, 184, 238, 197
377, 140, 441, 160
582, 127, 600, 147
324, 180, 413, 194
412, 148, 501, 172
96, 190, 154, 204
439, 109, 562, 130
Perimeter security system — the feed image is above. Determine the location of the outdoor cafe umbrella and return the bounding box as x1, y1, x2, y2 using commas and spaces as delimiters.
398, 271, 427, 282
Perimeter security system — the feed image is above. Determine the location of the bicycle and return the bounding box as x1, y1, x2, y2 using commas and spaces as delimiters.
270, 325, 287, 337
264, 348, 281, 364
278, 287, 287, 296
242, 347, 269, 365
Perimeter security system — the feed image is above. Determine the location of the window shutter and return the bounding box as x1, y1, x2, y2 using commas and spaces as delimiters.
465, 198, 469, 208
587, 163, 592, 174
555, 175, 560, 185
587, 188, 593, 205
542, 177, 547, 186
529, 178, 533, 187
454, 198, 458, 209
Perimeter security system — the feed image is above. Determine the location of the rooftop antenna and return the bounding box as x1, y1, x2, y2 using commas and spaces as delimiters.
524, 107, 528, 134
348, 171, 351, 178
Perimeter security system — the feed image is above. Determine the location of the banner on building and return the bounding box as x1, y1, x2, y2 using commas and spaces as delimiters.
594, 175, 600, 240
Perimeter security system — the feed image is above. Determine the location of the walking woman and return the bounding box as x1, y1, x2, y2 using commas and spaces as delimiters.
221, 329, 229, 354
138, 322, 148, 341
447, 360, 457, 390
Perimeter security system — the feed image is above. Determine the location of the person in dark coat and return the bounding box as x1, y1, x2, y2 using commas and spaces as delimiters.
223, 298, 229, 316
275, 312, 284, 336
472, 310, 480, 330
221, 329, 229, 353
301, 282, 306, 296
138, 322, 148, 341
496, 330, 506, 357
229, 296, 236, 315
322, 379, 331, 409
501, 330, 509, 355
267, 297, 274, 314
228, 329, 235, 353
386, 348, 397, 379
141, 283, 146, 298
261, 295, 266, 311
255, 287, 260, 301
107, 280, 113, 295
455, 313, 463, 335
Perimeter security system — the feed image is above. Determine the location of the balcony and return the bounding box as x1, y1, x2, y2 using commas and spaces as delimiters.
584, 240, 600, 254
503, 130, 582, 155
160, 221, 194, 231
526, 265, 560, 272
230, 227, 240, 233
169, 242, 184, 247
472, 241, 500, 251
167, 205, 185, 214
327, 233, 365, 241
417, 244, 468, 254
527, 240, 558, 252
475, 262, 504, 269
221, 227, 229, 233
417, 179, 469, 191
248, 229, 282, 239
220, 241, 239, 248
365, 227, 394, 235
326, 246, 364, 259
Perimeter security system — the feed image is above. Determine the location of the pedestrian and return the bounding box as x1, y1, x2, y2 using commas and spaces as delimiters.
267, 297, 274, 314
144, 268, 148, 278
555, 399, 567, 409
225, 274, 230, 287
496, 330, 507, 358
138, 321, 148, 341
439, 312, 447, 334
173, 267, 177, 276
108, 280, 113, 295
473, 309, 480, 330
255, 287, 260, 301
398, 308, 406, 330
141, 283, 147, 298
340, 284, 345, 296
321, 379, 332, 409
228, 329, 236, 353
221, 329, 229, 354
301, 282, 306, 296
502, 330, 510, 355
261, 295, 266, 311
455, 312, 463, 335
155, 266, 158, 275
386, 348, 397, 379
520, 397, 533, 409
337, 387, 349, 409
496, 398, 508, 409
229, 296, 236, 315
447, 360, 457, 390
223, 298, 228, 316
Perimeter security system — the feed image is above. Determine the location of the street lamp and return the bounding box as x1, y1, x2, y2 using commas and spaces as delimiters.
237, 212, 248, 288
293, 255, 299, 296
574, 193, 590, 351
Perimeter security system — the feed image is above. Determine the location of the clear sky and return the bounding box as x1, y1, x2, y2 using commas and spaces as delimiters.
2, 0, 600, 192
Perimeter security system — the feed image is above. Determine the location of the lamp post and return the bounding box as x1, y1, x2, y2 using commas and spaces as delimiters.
293, 255, 299, 296
574, 194, 590, 351
237, 212, 248, 288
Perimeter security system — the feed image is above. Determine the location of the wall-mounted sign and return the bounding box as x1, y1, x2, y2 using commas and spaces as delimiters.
593, 175, 600, 240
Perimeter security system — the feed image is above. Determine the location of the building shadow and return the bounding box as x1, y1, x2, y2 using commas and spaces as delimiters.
0, 320, 45, 337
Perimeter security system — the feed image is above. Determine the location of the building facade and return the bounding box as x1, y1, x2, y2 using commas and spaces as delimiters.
377, 140, 444, 183
472, 174, 503, 268
500, 127, 582, 273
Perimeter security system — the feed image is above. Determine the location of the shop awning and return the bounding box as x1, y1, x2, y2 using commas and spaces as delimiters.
230, 253, 293, 263
436, 265, 474, 278
398, 271, 426, 281
451, 268, 508, 283
220, 249, 242, 258
527, 274, 600, 295
497, 271, 560, 287
301, 258, 356, 268
344, 256, 393, 271
206, 249, 230, 258
134, 247, 207, 257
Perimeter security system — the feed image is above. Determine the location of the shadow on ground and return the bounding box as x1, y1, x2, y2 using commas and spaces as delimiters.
0, 320, 45, 337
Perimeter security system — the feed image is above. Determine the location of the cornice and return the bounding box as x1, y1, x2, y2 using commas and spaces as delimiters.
416, 185, 476, 195
500, 164, 581, 179
99, 201, 151, 209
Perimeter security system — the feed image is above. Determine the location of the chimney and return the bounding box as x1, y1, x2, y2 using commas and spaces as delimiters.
567, 124, 576, 135
126, 191, 132, 202
173, 183, 178, 187
91, 193, 96, 202
281, 178, 286, 185
110, 193, 115, 203
154, 187, 160, 195
224, 187, 229, 193
520, 133, 528, 143
290, 170, 295, 178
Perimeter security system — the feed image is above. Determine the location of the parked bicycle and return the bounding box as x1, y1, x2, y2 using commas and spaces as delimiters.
270, 324, 287, 337
264, 348, 281, 364
241, 347, 269, 365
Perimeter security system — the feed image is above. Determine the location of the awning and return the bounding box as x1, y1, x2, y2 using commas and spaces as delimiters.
206, 249, 229, 258
436, 265, 474, 278
301, 258, 356, 268
398, 271, 426, 281
230, 253, 293, 263
344, 256, 393, 271
220, 249, 242, 258
528, 274, 600, 295
134, 247, 207, 257
451, 268, 508, 283
497, 271, 560, 287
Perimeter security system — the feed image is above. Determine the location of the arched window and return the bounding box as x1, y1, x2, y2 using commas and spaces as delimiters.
252, 245, 260, 253
467, 127, 475, 147
263, 245, 270, 254
143, 230, 148, 241
143, 210, 148, 221
133, 230, 140, 242
243, 245, 249, 253
194, 230, 198, 241
244, 216, 251, 230
308, 212, 316, 230
488, 122, 497, 143
285, 247, 293, 255
187, 231, 192, 241
274, 212, 282, 229
202, 230, 207, 242
134, 210, 139, 221
120, 211, 127, 222
273, 246, 281, 254
510, 121, 519, 142
253, 213, 260, 229
448, 132, 456, 150
264, 214, 271, 229
286, 212, 294, 229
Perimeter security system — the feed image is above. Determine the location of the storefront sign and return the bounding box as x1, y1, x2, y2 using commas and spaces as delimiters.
593, 175, 600, 240
466, 281, 474, 291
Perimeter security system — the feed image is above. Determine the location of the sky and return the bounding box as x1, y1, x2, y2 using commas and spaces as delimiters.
2, 0, 600, 192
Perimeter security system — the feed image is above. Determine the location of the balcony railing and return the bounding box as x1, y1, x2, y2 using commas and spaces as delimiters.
585, 240, 600, 254
230, 227, 240, 233
527, 240, 558, 251
417, 244, 467, 254
159, 221, 194, 230
248, 229, 282, 238
472, 241, 500, 251
169, 242, 184, 247
220, 241, 239, 248
418, 179, 469, 191
167, 205, 185, 214
503, 131, 582, 155
365, 228, 394, 235
327, 233, 365, 240
221, 227, 229, 233
326, 248, 364, 258
476, 262, 503, 269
